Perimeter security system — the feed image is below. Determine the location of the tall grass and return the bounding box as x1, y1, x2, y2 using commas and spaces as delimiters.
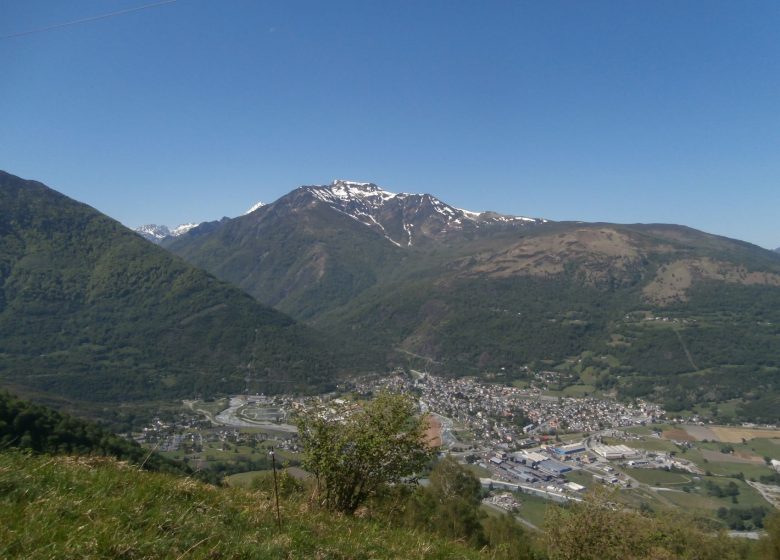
0, 451, 481, 559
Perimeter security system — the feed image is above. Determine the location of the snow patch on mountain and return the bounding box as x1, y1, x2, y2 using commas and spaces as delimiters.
170, 223, 199, 236
245, 201, 266, 215
456, 207, 481, 218
311, 180, 398, 204
301, 179, 544, 247
135, 224, 171, 241
135, 222, 201, 243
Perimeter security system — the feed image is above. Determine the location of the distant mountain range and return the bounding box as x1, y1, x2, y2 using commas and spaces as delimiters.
135, 201, 265, 244
3, 170, 780, 422
163, 178, 780, 422
135, 223, 200, 243
0, 170, 334, 405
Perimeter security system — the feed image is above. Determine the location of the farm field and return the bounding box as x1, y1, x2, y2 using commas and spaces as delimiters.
579, 423, 780, 530
680, 424, 780, 443
625, 468, 692, 487
700, 449, 765, 465
225, 470, 268, 487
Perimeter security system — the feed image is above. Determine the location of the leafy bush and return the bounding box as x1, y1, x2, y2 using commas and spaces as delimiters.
297, 393, 432, 514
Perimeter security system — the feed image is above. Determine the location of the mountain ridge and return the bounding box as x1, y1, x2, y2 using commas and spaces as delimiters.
300, 179, 545, 247
163, 178, 780, 420
0, 170, 335, 403
135, 222, 201, 243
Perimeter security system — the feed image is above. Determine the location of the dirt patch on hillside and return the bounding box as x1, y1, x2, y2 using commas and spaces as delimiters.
424, 415, 443, 448
643, 258, 780, 305
701, 449, 765, 464
456, 228, 643, 283
681, 425, 718, 441
710, 426, 780, 443
680, 424, 780, 443
663, 428, 695, 441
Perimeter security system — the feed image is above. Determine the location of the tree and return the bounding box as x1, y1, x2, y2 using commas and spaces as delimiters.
296, 393, 432, 514
483, 513, 536, 560
428, 455, 482, 505
425, 456, 485, 546
545, 487, 747, 560
761, 511, 780, 560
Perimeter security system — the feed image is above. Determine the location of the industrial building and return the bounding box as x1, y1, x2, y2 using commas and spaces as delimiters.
537, 458, 573, 477
552, 442, 586, 456
592, 444, 638, 460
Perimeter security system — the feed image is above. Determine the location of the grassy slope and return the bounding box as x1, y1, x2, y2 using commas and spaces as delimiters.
0, 391, 191, 476
0, 452, 482, 560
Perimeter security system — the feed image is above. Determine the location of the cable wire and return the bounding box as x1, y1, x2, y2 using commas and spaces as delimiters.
1, 0, 178, 40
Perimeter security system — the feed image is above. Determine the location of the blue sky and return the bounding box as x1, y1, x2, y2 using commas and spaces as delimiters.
2, 1, 779, 248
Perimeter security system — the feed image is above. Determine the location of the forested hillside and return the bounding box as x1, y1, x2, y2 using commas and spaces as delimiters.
0, 391, 188, 475
165, 181, 780, 419
0, 171, 335, 403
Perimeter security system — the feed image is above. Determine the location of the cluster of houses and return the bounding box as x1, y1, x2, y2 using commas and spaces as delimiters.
350, 371, 664, 449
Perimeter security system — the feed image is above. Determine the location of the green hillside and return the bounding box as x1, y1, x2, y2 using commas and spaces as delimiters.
2, 451, 770, 559
0, 390, 190, 476
164, 190, 403, 321
166, 187, 780, 419
0, 171, 334, 402
0, 391, 771, 559
0, 452, 484, 560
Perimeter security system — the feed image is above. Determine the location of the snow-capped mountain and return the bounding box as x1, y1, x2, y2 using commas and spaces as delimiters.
141, 180, 543, 248
135, 224, 171, 242
135, 222, 200, 243
293, 179, 544, 247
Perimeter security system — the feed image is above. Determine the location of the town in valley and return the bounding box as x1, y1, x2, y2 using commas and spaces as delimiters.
137, 368, 780, 532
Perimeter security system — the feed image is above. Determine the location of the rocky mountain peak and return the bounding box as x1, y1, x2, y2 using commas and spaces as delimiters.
135, 222, 200, 244
294, 180, 544, 247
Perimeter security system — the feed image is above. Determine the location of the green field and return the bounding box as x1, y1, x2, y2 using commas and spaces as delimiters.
463, 463, 492, 478
586, 427, 778, 527
187, 398, 229, 416
741, 438, 780, 460
225, 469, 269, 487
603, 436, 679, 453
514, 493, 558, 529
625, 468, 692, 486
564, 470, 594, 488
561, 384, 597, 397
623, 425, 654, 436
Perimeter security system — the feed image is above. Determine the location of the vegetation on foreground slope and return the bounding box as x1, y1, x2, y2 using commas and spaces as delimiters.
5, 391, 776, 558
3, 451, 779, 559
0, 452, 485, 560
297, 393, 432, 514
0, 391, 191, 476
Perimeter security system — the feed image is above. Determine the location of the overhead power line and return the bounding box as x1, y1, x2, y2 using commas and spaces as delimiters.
0, 0, 178, 40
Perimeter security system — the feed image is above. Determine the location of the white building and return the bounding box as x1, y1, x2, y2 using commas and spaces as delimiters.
592, 444, 638, 460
